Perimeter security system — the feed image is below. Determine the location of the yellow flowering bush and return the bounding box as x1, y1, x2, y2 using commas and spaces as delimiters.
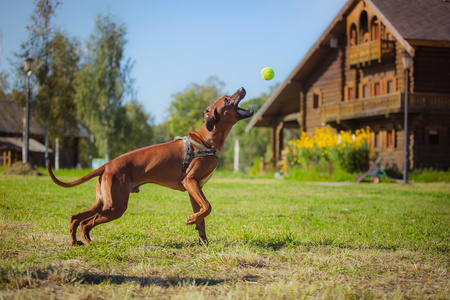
286, 127, 371, 173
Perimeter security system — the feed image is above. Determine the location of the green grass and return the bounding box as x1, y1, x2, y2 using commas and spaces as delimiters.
410, 168, 450, 182
0, 169, 449, 299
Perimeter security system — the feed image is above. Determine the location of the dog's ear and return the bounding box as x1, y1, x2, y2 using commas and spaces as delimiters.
205, 107, 219, 131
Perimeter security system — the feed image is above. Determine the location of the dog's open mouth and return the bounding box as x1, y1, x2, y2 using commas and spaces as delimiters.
234, 87, 254, 120
237, 106, 254, 119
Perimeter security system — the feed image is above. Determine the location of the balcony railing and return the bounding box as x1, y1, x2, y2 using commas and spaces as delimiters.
347, 39, 395, 66
409, 93, 450, 111
320, 93, 450, 123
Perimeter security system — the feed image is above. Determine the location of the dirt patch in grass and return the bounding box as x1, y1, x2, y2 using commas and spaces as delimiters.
2, 162, 43, 176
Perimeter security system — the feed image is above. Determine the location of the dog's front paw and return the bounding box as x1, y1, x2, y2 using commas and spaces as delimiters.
186, 212, 206, 226
186, 215, 195, 225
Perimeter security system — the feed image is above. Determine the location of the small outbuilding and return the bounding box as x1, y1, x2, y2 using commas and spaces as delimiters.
0, 101, 88, 168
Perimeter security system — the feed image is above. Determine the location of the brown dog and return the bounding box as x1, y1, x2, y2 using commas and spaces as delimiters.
48, 87, 253, 245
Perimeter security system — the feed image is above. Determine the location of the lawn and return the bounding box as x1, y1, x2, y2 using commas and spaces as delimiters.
0, 170, 449, 299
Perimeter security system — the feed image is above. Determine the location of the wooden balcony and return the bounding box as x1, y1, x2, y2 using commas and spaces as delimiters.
409, 93, 450, 112
347, 39, 395, 66
321, 93, 450, 123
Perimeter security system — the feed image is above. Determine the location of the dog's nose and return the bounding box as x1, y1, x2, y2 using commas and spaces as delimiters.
239, 87, 246, 94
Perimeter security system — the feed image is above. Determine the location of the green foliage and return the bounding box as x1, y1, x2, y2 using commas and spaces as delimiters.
0, 72, 9, 101
249, 156, 262, 175
44, 30, 80, 139
12, 0, 82, 152
225, 97, 271, 172
285, 162, 356, 182
410, 168, 450, 183
26, 0, 60, 123
153, 121, 172, 144
286, 127, 371, 180
167, 76, 224, 137
74, 13, 135, 160
120, 100, 154, 151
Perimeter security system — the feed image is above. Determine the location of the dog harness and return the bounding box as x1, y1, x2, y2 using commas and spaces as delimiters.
174, 136, 221, 173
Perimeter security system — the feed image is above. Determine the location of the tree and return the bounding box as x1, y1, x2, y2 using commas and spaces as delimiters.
118, 99, 154, 153
74, 13, 134, 161
1, 70, 25, 105
167, 76, 224, 137
45, 30, 80, 168
0, 72, 9, 101
9, 0, 84, 167
25, 0, 60, 165
44, 30, 80, 138
153, 122, 172, 144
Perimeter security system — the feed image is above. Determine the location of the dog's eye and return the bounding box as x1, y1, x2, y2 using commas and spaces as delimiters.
224, 98, 230, 105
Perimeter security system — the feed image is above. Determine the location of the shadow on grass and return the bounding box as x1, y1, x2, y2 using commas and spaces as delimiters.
162, 237, 401, 252
246, 237, 400, 252
78, 273, 259, 287
0, 267, 260, 289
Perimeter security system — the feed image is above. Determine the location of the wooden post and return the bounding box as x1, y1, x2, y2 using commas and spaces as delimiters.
233, 139, 239, 173
275, 121, 285, 165
270, 126, 276, 165
259, 156, 265, 174
299, 85, 306, 132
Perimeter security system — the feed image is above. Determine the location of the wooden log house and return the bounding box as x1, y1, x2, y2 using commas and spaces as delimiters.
0, 101, 88, 168
247, 0, 450, 172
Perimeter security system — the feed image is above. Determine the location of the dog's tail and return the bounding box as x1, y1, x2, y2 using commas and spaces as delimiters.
48, 162, 105, 188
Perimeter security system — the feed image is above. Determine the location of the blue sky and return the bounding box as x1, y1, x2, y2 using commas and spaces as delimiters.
0, 0, 347, 124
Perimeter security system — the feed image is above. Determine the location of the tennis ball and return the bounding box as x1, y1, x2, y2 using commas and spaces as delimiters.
261, 67, 274, 80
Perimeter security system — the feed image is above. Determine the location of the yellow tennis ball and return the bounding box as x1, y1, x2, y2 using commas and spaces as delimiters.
261, 67, 274, 80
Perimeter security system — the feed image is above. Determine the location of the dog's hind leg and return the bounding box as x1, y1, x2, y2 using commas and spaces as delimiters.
69, 181, 103, 245
189, 194, 208, 245
79, 175, 129, 245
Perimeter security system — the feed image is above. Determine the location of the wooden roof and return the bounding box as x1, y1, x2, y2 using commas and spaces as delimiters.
369, 0, 450, 44
0, 101, 45, 136
247, 0, 450, 130
0, 100, 89, 138
0, 136, 54, 153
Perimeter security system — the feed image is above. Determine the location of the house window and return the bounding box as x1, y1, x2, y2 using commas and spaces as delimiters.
362, 84, 369, 98
313, 89, 322, 109
313, 93, 320, 109
429, 129, 440, 145
349, 24, 357, 46
387, 80, 394, 94
373, 131, 381, 149
360, 11, 369, 43
387, 129, 396, 148
386, 32, 393, 41
374, 82, 381, 96
348, 87, 354, 100
371, 17, 379, 40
